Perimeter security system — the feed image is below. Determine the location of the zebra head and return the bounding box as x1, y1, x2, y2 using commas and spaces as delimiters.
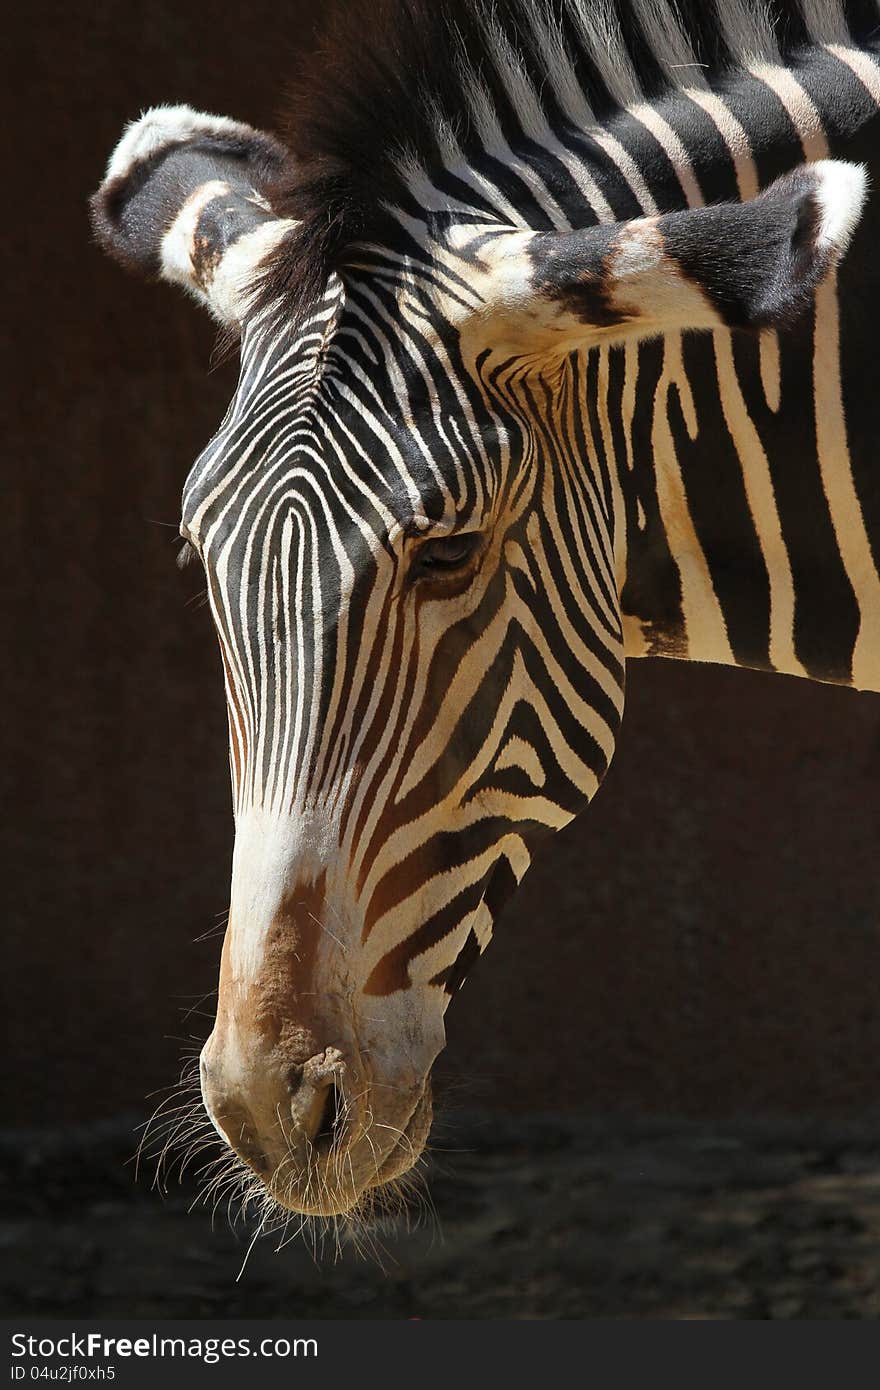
92, 103, 864, 1218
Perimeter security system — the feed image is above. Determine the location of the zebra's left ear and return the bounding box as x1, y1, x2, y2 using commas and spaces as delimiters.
90, 105, 294, 326
469, 161, 867, 356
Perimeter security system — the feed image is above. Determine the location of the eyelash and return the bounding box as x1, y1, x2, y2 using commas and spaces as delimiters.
411, 533, 482, 578
176, 539, 198, 570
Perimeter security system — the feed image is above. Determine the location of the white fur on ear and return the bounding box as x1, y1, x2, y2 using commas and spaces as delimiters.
160, 186, 295, 323
158, 179, 232, 288
809, 159, 869, 254
206, 220, 296, 324
103, 104, 270, 185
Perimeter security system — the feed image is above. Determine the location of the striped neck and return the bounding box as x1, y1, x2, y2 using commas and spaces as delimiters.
604, 41, 880, 688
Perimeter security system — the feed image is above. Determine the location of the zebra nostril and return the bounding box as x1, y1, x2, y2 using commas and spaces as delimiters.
287, 1049, 347, 1148
313, 1080, 342, 1153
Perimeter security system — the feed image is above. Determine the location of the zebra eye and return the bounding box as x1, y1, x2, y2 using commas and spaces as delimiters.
414, 533, 481, 576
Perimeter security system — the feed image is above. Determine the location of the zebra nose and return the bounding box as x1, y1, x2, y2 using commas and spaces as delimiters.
200, 1044, 348, 1174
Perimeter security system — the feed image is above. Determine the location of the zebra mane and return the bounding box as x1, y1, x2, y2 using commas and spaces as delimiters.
257, 0, 868, 325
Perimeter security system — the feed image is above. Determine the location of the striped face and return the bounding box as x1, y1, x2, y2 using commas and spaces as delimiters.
182, 270, 625, 1214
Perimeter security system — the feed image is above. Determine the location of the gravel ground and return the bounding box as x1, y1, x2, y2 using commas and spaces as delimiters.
3, 1114, 880, 1319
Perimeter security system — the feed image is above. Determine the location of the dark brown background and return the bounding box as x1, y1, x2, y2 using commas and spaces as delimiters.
5, 0, 880, 1131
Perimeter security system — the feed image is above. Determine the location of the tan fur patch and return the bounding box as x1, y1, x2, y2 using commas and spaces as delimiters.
230, 871, 329, 1064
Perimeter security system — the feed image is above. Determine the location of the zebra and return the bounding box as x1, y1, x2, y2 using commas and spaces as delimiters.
92, 0, 880, 1224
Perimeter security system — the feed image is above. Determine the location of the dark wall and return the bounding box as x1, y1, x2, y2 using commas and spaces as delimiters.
5, 2, 880, 1128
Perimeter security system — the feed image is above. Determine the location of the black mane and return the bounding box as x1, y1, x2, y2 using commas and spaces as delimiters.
255, 0, 875, 328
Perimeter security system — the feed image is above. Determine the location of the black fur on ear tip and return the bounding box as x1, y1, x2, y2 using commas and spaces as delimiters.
88, 182, 118, 253
87, 177, 160, 277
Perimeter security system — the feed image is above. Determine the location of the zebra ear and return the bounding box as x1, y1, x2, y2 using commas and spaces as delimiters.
90, 105, 294, 326
471, 161, 867, 355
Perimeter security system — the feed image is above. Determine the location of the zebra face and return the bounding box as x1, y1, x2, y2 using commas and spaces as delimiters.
93, 106, 865, 1219
179, 275, 625, 1214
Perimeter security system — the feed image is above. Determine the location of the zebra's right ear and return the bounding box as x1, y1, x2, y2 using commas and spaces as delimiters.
90, 105, 294, 327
